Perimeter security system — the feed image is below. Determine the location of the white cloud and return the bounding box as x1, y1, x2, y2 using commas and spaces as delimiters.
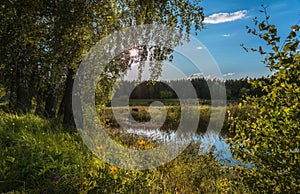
204, 10, 247, 24
189, 72, 204, 78
222, 34, 231, 37
223, 72, 235, 77
196, 46, 204, 50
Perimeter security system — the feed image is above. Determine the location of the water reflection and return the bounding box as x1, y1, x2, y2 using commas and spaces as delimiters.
122, 128, 234, 165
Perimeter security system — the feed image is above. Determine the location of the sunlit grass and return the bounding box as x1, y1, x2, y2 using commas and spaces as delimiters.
0, 110, 248, 193
100, 104, 249, 137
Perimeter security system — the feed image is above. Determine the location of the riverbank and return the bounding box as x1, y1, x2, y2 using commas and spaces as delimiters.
0, 111, 249, 193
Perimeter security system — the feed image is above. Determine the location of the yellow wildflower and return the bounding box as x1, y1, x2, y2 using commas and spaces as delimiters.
110, 166, 118, 173
138, 140, 147, 148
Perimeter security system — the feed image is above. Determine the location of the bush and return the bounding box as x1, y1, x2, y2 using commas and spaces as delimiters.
227, 10, 300, 193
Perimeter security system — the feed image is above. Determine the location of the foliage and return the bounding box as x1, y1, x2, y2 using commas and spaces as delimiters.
228, 8, 300, 193
0, 85, 7, 106
0, 0, 205, 128
0, 111, 248, 193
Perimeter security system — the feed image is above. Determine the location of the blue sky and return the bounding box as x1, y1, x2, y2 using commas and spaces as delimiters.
124, 1, 299, 81
193, 0, 300, 79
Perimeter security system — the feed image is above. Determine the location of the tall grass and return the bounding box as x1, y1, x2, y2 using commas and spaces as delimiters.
0, 111, 248, 193
101, 104, 250, 136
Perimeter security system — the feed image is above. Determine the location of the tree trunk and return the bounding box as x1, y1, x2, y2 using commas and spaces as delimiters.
61, 68, 75, 129
35, 89, 45, 116
44, 90, 57, 118
9, 63, 31, 113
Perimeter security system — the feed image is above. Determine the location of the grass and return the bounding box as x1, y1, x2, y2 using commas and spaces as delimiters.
0, 110, 249, 193
100, 104, 250, 137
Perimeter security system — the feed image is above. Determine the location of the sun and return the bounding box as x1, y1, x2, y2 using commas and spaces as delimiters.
129, 48, 139, 57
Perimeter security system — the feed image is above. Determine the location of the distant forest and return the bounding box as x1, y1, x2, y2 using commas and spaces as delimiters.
113, 77, 270, 101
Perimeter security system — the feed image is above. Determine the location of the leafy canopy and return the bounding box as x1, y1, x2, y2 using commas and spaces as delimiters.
228, 7, 300, 193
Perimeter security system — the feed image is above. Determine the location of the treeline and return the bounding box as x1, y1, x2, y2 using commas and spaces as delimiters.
114, 77, 270, 100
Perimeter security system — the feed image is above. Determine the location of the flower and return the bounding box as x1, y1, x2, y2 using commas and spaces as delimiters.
138, 140, 147, 148
110, 166, 118, 173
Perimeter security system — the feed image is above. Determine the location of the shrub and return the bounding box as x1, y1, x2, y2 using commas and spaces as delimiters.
227, 10, 300, 193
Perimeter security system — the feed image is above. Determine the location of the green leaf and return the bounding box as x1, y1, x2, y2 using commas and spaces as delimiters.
259, 22, 266, 31
6, 156, 15, 163
272, 46, 279, 52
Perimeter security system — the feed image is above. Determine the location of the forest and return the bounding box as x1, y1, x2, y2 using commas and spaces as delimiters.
113, 77, 268, 100
0, 1, 299, 193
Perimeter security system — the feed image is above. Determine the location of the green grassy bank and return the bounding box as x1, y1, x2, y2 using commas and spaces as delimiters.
0, 111, 248, 193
